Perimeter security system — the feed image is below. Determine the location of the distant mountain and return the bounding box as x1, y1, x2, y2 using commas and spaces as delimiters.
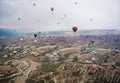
0, 28, 20, 37
63, 30, 120, 36
25, 30, 120, 37
78, 30, 120, 35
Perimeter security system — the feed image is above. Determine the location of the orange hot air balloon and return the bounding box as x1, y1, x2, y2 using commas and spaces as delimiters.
50, 7, 54, 11
72, 26, 78, 32
34, 33, 37, 38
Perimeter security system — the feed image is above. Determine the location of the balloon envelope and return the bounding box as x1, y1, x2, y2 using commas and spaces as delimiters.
18, 18, 20, 20
90, 18, 93, 21
72, 26, 78, 32
91, 64, 97, 70
2, 44, 5, 48
91, 40, 95, 44
34, 39, 37, 42
34, 34, 37, 38
33, 3, 36, 6
20, 37, 24, 41
50, 7, 54, 11
75, 2, 77, 5
57, 22, 60, 25
91, 57, 96, 61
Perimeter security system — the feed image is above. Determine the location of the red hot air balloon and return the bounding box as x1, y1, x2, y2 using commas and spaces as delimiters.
50, 7, 54, 12
72, 26, 78, 32
7, 69, 12, 74
34, 34, 37, 38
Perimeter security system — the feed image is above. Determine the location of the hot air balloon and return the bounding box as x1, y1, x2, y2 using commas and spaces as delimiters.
18, 18, 21, 20
49, 35, 52, 38
90, 18, 93, 21
50, 7, 54, 12
19, 37, 24, 42
91, 40, 95, 45
91, 57, 96, 61
34, 39, 37, 42
75, 2, 78, 5
7, 69, 12, 74
1, 43, 5, 49
115, 46, 118, 50
93, 50, 97, 56
64, 14, 66, 17
57, 22, 60, 25
34, 33, 37, 38
91, 64, 97, 70
39, 32, 41, 34
72, 26, 78, 33
33, 3, 36, 6
114, 46, 119, 53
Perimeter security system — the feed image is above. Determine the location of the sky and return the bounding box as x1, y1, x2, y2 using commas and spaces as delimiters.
0, 0, 120, 32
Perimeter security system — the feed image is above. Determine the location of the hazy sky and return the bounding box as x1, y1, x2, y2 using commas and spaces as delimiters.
0, 0, 120, 32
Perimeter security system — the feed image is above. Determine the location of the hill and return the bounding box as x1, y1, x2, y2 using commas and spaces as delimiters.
0, 28, 20, 37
